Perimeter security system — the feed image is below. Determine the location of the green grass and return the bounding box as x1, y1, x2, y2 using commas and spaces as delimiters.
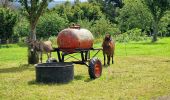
0, 37, 170, 100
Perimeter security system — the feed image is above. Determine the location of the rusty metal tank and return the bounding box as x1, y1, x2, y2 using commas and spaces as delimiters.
57, 25, 94, 53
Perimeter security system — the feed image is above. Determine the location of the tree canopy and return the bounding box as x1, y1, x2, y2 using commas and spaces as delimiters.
0, 8, 17, 43
143, 0, 170, 42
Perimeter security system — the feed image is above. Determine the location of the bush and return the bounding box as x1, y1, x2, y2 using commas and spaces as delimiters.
77, 19, 93, 30
116, 28, 147, 42
159, 11, 170, 37
54, 2, 103, 23
91, 17, 120, 37
14, 17, 29, 38
36, 12, 68, 39
0, 8, 17, 43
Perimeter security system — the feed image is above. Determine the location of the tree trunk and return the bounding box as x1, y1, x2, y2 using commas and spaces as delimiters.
28, 26, 39, 64
152, 21, 158, 42
2, 0, 8, 8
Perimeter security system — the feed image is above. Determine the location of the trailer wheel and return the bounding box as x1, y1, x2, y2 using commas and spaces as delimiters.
88, 57, 102, 79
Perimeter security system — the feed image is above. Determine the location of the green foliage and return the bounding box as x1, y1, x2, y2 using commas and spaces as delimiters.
19, 0, 52, 41
76, 17, 120, 38
159, 11, 170, 36
143, 0, 170, 21
118, 0, 152, 32
14, 12, 68, 39
88, 0, 124, 23
14, 17, 29, 38
143, 0, 170, 42
0, 8, 17, 41
116, 28, 147, 42
36, 12, 68, 39
91, 17, 120, 37
77, 19, 93, 30
54, 1, 103, 23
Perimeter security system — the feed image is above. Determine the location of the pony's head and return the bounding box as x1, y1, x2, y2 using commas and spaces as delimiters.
104, 33, 112, 41
103, 33, 113, 48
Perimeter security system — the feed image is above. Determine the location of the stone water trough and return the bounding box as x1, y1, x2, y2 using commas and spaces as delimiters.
35, 62, 74, 83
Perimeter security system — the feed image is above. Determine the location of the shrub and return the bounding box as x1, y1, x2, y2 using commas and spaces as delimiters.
14, 17, 29, 38
116, 28, 147, 42
0, 8, 17, 43
36, 12, 69, 39
91, 17, 120, 37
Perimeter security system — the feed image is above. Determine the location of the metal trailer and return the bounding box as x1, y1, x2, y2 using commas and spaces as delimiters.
52, 47, 103, 79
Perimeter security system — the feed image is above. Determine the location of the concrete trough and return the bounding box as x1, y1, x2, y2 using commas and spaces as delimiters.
35, 62, 74, 83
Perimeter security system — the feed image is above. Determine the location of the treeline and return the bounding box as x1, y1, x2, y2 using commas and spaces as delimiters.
0, 0, 170, 44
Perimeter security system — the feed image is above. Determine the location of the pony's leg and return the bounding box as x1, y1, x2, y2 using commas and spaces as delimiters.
107, 55, 110, 65
103, 52, 106, 66
112, 54, 114, 64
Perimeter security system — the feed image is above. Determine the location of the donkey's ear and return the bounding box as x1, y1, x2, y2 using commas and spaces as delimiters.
27, 38, 32, 44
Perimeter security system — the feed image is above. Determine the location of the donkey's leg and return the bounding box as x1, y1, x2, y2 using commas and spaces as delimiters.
46, 53, 49, 58
107, 55, 110, 65
45, 53, 51, 63
49, 52, 51, 58
40, 52, 43, 63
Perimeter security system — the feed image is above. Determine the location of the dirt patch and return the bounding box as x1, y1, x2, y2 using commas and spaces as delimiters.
152, 95, 170, 100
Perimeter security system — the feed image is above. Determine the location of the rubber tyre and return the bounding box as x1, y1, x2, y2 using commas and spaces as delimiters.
88, 57, 102, 79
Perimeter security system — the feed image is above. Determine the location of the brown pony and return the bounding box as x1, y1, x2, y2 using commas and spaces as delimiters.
28, 40, 53, 63
102, 34, 115, 66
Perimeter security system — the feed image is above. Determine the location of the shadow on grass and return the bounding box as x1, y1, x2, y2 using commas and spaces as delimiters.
0, 64, 33, 73
131, 42, 167, 45
17, 42, 27, 47
74, 75, 94, 82
164, 60, 170, 63
28, 80, 73, 85
0, 44, 10, 48
74, 75, 85, 80
84, 78, 93, 82
103, 65, 110, 67
28, 75, 93, 85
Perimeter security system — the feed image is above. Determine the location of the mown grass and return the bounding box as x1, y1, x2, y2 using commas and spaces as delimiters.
0, 37, 170, 100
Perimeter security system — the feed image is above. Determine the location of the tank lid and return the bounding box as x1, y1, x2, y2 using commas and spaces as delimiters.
69, 24, 80, 29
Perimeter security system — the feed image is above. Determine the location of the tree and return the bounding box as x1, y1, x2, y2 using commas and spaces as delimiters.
37, 12, 68, 38
0, 8, 17, 43
55, 1, 103, 23
143, 0, 170, 42
89, 0, 124, 23
118, 0, 152, 32
159, 11, 170, 37
0, 0, 12, 8
19, 0, 51, 64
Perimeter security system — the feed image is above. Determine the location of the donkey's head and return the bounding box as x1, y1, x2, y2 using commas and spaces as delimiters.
27, 39, 40, 52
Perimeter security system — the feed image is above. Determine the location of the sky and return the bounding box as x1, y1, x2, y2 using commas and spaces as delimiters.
48, 0, 88, 8
53, 0, 87, 2
10, 0, 88, 9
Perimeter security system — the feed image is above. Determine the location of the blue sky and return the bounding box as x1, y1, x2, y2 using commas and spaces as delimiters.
11, 0, 88, 9
48, 0, 88, 8
53, 0, 87, 2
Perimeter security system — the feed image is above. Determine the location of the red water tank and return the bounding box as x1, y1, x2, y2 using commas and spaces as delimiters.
57, 27, 94, 53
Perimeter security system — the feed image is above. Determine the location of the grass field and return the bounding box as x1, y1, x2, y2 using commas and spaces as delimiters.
0, 38, 170, 100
